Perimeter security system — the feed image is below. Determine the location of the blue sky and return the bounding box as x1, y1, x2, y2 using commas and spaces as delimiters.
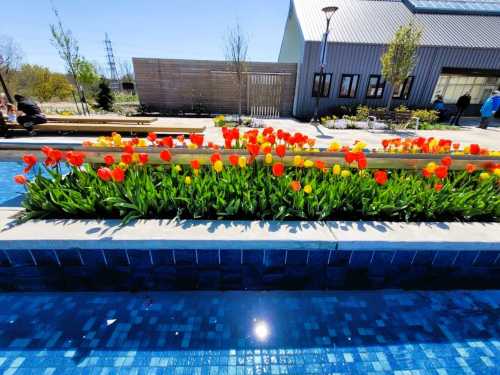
1, 0, 290, 75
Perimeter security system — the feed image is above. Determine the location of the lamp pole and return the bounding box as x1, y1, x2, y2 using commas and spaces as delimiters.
312, 6, 338, 123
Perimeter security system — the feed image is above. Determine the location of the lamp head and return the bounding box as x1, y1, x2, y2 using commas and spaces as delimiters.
322, 6, 338, 21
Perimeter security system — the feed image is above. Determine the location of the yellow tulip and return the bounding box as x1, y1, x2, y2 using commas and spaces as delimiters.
293, 155, 304, 167
138, 139, 147, 147
118, 162, 128, 170
426, 162, 437, 173
214, 160, 223, 173
341, 170, 351, 178
184, 176, 192, 185
479, 172, 490, 181
304, 160, 314, 168
328, 142, 340, 152
264, 153, 273, 165
238, 156, 247, 169
194, 169, 199, 177
494, 168, 500, 177
175, 165, 182, 172
304, 184, 312, 194
333, 164, 341, 175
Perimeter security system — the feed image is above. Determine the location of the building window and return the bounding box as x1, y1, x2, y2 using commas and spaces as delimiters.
432, 74, 500, 104
393, 76, 414, 100
338, 74, 360, 98
312, 73, 332, 98
366, 75, 385, 99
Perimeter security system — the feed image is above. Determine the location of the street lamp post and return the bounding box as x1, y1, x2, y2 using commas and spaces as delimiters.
312, 6, 338, 123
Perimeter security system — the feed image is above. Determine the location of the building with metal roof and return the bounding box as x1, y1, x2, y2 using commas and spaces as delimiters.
279, 0, 500, 118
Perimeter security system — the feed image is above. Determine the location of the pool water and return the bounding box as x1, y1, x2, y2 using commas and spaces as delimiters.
0, 290, 497, 374
0, 161, 25, 207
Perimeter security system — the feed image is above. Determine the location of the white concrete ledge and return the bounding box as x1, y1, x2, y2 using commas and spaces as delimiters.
0, 210, 499, 251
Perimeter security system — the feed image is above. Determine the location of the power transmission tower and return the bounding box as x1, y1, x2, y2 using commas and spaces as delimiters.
104, 33, 121, 91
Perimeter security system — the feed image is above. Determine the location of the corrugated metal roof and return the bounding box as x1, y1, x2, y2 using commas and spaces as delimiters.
292, 0, 500, 48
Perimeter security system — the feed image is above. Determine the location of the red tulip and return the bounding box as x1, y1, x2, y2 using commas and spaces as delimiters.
124, 144, 135, 154
14, 175, 27, 185
290, 180, 301, 192
374, 170, 388, 185
22, 154, 37, 173
160, 136, 174, 148
147, 132, 157, 142
435, 166, 448, 180
121, 153, 133, 165
272, 162, 285, 177
465, 163, 476, 174
189, 134, 204, 148
247, 143, 260, 157
344, 151, 356, 164
275, 144, 286, 158
160, 150, 172, 162
357, 158, 367, 170
103, 155, 115, 166
190, 159, 200, 170
210, 153, 221, 165
434, 183, 443, 192
97, 167, 112, 182
138, 153, 149, 165
470, 144, 480, 155
229, 154, 239, 166
65, 151, 86, 167
112, 167, 125, 182
441, 156, 452, 167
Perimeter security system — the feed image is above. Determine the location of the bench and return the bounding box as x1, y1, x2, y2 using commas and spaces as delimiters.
45, 115, 158, 125
6, 122, 206, 135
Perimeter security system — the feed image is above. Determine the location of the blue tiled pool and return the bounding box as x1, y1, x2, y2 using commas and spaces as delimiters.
0, 161, 25, 207
0, 291, 497, 374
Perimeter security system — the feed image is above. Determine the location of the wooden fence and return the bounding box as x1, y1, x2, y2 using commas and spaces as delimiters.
133, 58, 297, 117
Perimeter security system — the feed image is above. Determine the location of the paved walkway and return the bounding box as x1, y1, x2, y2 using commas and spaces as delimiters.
0, 117, 499, 150
0, 291, 497, 374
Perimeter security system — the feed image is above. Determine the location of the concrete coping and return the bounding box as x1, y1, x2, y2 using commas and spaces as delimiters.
0, 209, 499, 252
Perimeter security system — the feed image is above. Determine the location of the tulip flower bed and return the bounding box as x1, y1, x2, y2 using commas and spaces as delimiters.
11, 127, 499, 224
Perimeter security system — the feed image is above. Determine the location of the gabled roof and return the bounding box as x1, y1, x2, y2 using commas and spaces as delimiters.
292, 0, 500, 48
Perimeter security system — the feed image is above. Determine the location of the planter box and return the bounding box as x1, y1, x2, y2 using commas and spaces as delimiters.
0, 209, 498, 291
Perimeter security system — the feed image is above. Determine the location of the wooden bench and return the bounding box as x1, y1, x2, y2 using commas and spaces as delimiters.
6, 122, 206, 135
45, 115, 157, 125
3, 115, 157, 125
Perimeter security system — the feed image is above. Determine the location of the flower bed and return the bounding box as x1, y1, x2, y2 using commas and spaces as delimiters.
13, 128, 500, 223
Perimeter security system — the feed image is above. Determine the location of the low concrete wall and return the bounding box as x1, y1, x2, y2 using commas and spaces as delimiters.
0, 210, 498, 290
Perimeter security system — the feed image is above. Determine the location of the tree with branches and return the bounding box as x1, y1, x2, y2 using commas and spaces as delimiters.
49, 5, 89, 114
381, 23, 422, 110
225, 23, 248, 123
0, 35, 23, 102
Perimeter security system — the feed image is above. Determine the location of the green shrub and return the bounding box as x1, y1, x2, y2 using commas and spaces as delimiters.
412, 109, 439, 124
355, 105, 370, 121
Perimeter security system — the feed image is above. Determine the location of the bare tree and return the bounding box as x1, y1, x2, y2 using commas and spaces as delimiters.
119, 60, 134, 82
224, 23, 248, 122
49, 5, 89, 114
0, 35, 23, 101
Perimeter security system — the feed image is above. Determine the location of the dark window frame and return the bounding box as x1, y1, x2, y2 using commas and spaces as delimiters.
366, 74, 386, 99
312, 72, 333, 98
393, 76, 415, 100
338, 74, 360, 98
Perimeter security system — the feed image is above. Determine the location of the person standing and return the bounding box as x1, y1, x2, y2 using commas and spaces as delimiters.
14, 94, 47, 135
479, 90, 500, 130
451, 92, 471, 126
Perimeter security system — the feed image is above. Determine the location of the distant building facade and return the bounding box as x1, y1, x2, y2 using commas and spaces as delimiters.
279, 0, 500, 118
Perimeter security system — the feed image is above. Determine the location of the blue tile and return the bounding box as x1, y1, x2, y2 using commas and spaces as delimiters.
473, 251, 500, 267
103, 250, 129, 267
330, 250, 351, 266
0, 251, 12, 266
432, 251, 458, 267
349, 251, 373, 267
392, 251, 415, 266
371, 251, 393, 266
197, 250, 219, 266
285, 250, 308, 266
127, 250, 152, 267
31, 250, 59, 266
151, 249, 174, 265
242, 250, 263, 265
220, 250, 241, 266
174, 250, 195, 265
8, 250, 35, 267
455, 251, 480, 267
308, 250, 330, 265
56, 250, 82, 267
413, 251, 436, 266
79, 249, 106, 267
264, 250, 286, 267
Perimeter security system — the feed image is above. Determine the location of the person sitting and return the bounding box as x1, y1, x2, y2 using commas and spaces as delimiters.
6, 103, 17, 123
432, 95, 449, 122
14, 94, 47, 135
